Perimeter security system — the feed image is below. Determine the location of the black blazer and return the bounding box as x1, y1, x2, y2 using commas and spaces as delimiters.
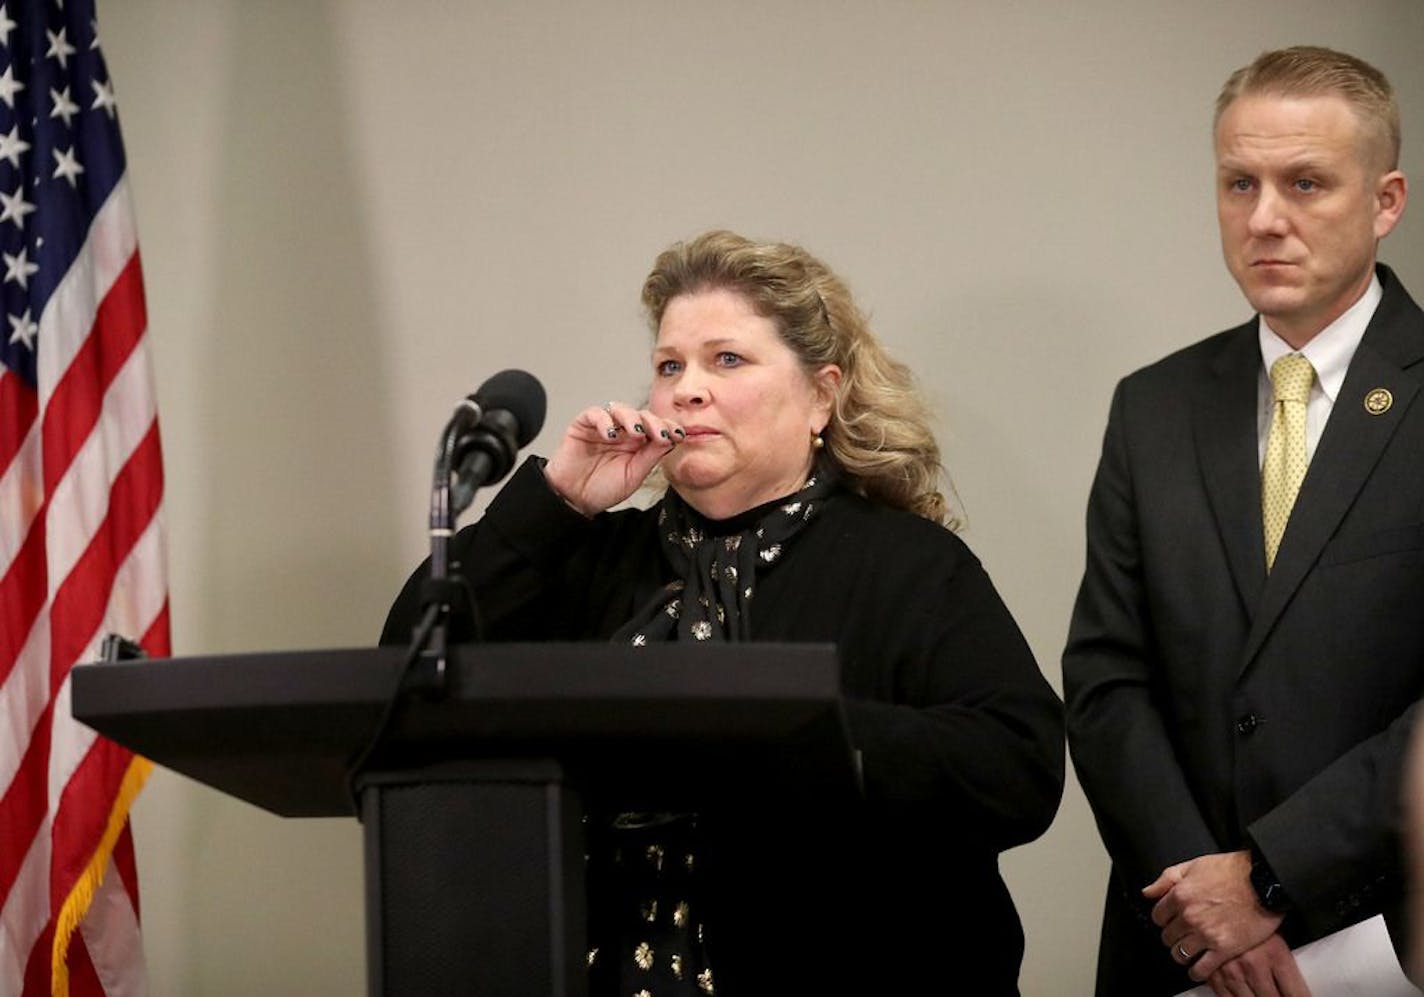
383, 461, 1065, 995
1064, 265, 1424, 993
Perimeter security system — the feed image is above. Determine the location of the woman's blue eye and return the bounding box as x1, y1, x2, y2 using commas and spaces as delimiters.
717, 352, 743, 367
656, 359, 681, 376
1294, 178, 1317, 192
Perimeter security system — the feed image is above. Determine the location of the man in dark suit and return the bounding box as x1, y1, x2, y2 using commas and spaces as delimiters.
1065, 46, 1414, 996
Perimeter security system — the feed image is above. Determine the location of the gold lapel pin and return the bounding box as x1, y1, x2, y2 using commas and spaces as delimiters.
1364, 388, 1393, 415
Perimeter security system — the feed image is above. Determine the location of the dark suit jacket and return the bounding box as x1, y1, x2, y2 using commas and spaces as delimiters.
1064, 265, 1424, 995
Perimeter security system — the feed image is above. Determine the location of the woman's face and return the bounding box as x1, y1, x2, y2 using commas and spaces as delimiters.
649, 287, 839, 519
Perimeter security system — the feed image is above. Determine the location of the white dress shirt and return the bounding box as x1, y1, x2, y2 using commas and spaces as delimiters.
1256, 273, 1383, 467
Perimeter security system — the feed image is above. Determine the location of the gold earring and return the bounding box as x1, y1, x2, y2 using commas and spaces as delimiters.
812, 432, 824, 450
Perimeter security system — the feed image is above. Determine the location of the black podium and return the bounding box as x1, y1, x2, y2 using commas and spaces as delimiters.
71, 643, 856, 996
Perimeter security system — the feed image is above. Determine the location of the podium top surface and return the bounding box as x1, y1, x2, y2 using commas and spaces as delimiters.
71, 643, 849, 818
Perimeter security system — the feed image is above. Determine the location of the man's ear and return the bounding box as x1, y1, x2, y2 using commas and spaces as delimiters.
1374, 170, 1408, 240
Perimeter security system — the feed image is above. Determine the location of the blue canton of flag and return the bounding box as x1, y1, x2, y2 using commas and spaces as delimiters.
0, 0, 125, 387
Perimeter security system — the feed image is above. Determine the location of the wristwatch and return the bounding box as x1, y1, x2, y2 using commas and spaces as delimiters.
1248, 846, 1293, 913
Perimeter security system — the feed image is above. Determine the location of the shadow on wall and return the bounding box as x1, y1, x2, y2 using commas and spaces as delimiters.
178, 4, 387, 994
202, 4, 401, 654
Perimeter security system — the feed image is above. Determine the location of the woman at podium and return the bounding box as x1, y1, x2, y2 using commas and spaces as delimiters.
381, 230, 1064, 995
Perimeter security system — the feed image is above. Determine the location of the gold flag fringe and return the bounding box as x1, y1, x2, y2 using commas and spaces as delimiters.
51, 755, 153, 997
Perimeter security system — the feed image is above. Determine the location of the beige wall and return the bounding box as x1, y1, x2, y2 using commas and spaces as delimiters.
98, 2, 1424, 993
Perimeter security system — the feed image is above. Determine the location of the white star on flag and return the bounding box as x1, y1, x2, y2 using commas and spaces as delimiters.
3, 246, 38, 287
52, 144, 84, 185
0, 123, 28, 166
0, 186, 34, 227
91, 76, 116, 117
50, 84, 80, 126
6, 305, 36, 348
46, 25, 76, 68
0, 64, 22, 107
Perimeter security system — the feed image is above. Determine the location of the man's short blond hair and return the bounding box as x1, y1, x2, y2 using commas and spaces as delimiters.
1215, 46, 1400, 171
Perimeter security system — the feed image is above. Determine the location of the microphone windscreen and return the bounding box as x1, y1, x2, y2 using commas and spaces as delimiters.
472, 369, 546, 446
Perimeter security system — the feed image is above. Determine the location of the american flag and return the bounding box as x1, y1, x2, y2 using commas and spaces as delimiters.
0, 1, 166, 995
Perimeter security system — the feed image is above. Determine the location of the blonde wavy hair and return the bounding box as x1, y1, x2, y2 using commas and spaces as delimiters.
642, 230, 957, 528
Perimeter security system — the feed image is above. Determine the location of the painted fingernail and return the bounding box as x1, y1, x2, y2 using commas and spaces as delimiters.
607, 428, 618, 439
634, 423, 645, 435
674, 428, 686, 438
660, 429, 670, 439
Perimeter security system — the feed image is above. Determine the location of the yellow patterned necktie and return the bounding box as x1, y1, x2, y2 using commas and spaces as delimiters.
1262, 353, 1316, 571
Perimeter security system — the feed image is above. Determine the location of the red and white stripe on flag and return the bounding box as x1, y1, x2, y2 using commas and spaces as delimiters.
0, 179, 167, 995
1, 4, 169, 993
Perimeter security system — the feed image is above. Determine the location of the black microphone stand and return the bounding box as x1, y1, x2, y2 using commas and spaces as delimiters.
346, 380, 539, 817
344, 404, 494, 816
409, 400, 501, 697
406, 402, 523, 697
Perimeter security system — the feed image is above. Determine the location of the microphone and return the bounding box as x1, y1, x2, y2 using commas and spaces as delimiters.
410, 368, 545, 700
449, 369, 546, 509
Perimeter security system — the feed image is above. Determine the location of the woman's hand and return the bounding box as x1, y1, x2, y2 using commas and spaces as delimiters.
543, 401, 683, 516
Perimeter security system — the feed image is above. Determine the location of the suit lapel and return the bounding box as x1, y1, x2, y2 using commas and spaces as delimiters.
1194, 324, 1267, 615
1241, 268, 1424, 670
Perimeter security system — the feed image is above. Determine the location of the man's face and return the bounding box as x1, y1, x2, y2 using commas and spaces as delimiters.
1215, 93, 1406, 347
